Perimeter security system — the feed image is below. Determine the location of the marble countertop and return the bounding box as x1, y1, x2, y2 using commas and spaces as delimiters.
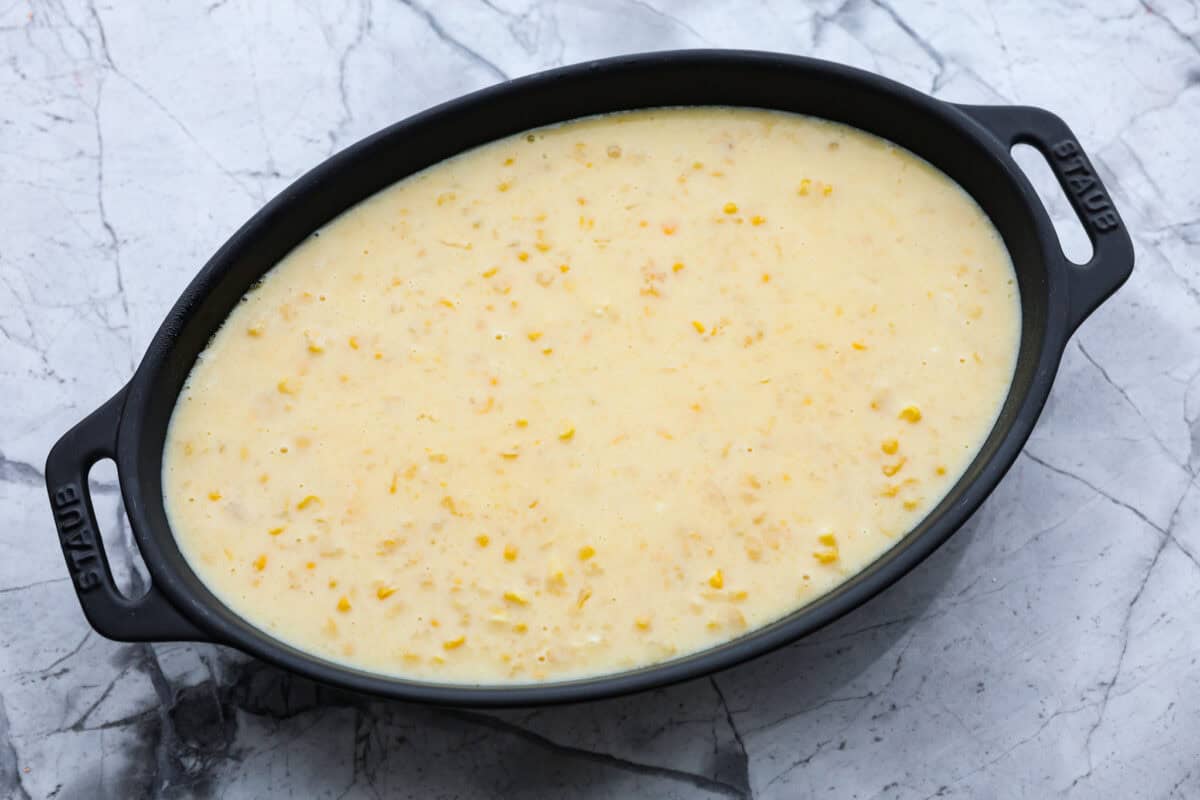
3, 1, 1198, 797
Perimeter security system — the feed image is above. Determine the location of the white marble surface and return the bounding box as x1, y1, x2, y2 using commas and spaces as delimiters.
3, 1, 1199, 797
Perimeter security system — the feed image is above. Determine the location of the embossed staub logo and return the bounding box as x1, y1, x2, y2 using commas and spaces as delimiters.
1050, 140, 1120, 233
52, 484, 103, 590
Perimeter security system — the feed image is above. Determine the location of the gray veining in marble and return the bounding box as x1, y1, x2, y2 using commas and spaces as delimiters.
3, 1, 1199, 797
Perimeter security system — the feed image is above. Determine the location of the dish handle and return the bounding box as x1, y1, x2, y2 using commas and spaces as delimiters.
45, 388, 215, 643
957, 104, 1135, 331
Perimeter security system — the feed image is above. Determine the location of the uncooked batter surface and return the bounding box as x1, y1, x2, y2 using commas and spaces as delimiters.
163, 107, 1020, 683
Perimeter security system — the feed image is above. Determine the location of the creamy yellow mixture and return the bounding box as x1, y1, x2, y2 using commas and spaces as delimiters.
164, 107, 1019, 683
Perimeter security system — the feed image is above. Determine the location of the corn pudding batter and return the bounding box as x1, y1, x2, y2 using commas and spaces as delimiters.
163, 107, 1020, 683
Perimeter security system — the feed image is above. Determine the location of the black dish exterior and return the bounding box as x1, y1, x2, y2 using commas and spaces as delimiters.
45, 51, 1133, 707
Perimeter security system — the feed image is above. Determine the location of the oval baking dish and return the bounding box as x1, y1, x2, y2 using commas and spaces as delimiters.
45, 51, 1133, 707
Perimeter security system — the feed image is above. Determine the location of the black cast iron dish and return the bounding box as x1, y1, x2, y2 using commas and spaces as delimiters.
46, 51, 1133, 707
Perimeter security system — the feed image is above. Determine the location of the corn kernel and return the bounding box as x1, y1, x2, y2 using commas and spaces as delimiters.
692, 320, 706, 334
881, 439, 899, 455
723, 202, 738, 214
814, 532, 839, 564
297, 495, 320, 510
708, 570, 724, 589
559, 427, 575, 441
247, 324, 264, 337
516, 418, 529, 428
527, 331, 543, 342
268, 526, 285, 536
852, 341, 867, 351
899, 406, 922, 423
443, 636, 466, 650
673, 262, 685, 272
903, 500, 920, 511
635, 617, 651, 630
936, 466, 947, 476
498, 181, 511, 192
823, 184, 834, 196
277, 379, 296, 394
577, 588, 592, 609
504, 544, 518, 561
513, 623, 528, 633
799, 179, 812, 195
882, 458, 907, 477
579, 545, 596, 561
476, 534, 490, 547
438, 298, 455, 309
751, 215, 765, 226
429, 453, 448, 463
377, 586, 396, 599
560, 264, 570, 273
305, 561, 316, 570
252, 554, 267, 571
517, 251, 529, 262
482, 267, 498, 278
503, 591, 528, 605
535, 242, 551, 252
337, 596, 351, 612
208, 491, 222, 501
500, 451, 519, 460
